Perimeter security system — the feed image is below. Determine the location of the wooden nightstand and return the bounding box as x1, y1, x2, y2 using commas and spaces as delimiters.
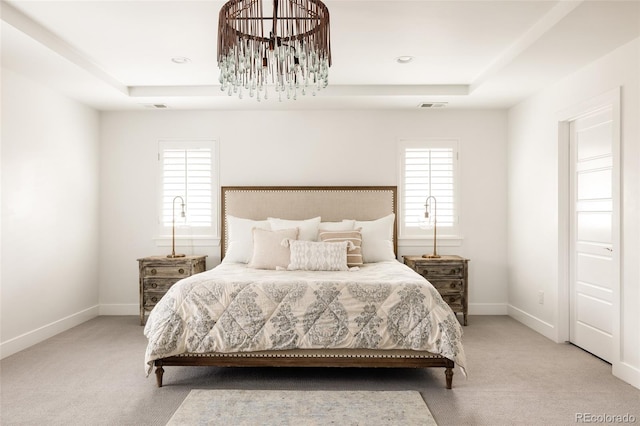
137, 255, 207, 325
403, 255, 469, 326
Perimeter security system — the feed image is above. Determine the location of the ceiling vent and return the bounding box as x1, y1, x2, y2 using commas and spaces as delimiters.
141, 103, 169, 109
418, 102, 448, 109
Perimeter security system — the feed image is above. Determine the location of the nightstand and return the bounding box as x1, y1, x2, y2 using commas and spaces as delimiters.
137, 255, 207, 325
403, 255, 469, 325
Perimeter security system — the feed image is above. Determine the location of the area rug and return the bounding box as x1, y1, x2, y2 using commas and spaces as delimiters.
166, 389, 438, 426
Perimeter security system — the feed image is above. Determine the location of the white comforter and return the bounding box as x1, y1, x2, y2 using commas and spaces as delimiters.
144, 261, 467, 374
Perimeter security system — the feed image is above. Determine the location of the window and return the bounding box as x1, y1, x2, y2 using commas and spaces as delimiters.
158, 140, 218, 237
399, 139, 459, 237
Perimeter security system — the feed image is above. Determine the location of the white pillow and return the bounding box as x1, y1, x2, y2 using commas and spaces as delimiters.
248, 228, 299, 270
268, 216, 321, 241
284, 239, 353, 271
224, 215, 271, 263
318, 220, 356, 232
354, 213, 396, 263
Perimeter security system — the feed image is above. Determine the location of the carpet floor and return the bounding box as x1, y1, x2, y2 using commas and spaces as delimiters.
1, 315, 639, 425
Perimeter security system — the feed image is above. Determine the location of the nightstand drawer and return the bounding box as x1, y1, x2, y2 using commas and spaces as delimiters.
415, 264, 465, 278
144, 291, 166, 308
429, 279, 464, 294
440, 294, 463, 309
143, 278, 176, 292
144, 265, 191, 278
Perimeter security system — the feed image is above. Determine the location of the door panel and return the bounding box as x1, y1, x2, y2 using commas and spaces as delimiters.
577, 253, 612, 290
576, 281, 613, 305
576, 294, 612, 335
576, 212, 611, 243
577, 169, 611, 200
576, 122, 612, 160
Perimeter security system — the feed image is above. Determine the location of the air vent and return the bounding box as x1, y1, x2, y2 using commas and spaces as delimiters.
141, 103, 169, 109
418, 102, 448, 109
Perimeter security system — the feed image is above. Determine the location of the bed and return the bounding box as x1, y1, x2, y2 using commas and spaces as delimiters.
145, 186, 466, 388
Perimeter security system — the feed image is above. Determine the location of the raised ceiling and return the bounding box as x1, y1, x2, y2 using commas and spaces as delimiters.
1, 0, 639, 110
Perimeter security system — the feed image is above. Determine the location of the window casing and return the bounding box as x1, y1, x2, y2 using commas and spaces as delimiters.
399, 139, 459, 237
158, 140, 218, 238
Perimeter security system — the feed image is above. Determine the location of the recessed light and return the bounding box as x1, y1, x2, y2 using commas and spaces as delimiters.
171, 57, 191, 64
396, 56, 414, 64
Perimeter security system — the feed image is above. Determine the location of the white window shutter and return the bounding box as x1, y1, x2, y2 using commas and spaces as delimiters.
159, 141, 216, 232
400, 140, 458, 236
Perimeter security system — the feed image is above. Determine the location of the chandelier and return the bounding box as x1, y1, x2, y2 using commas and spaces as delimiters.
218, 0, 331, 101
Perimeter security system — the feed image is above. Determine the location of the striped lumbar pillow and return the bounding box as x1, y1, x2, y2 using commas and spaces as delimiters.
318, 229, 363, 267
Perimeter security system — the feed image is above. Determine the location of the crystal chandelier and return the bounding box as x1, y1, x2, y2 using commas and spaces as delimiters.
218, 0, 331, 101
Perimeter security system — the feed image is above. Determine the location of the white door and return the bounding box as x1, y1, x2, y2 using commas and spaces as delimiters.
569, 107, 615, 362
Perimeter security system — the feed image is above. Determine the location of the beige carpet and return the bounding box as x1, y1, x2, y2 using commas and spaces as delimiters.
2, 316, 640, 425
166, 389, 437, 426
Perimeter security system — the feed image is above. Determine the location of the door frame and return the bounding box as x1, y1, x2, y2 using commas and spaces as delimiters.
557, 87, 621, 358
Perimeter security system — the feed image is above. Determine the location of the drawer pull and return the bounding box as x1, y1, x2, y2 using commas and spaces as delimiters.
178, 268, 185, 274
450, 269, 456, 274
450, 283, 456, 288
151, 283, 157, 289
151, 296, 158, 303
449, 296, 457, 303
150, 268, 157, 275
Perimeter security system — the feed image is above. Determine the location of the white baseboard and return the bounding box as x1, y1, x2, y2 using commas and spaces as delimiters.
0, 305, 99, 359
507, 304, 557, 341
99, 304, 138, 316
614, 361, 640, 390
469, 303, 508, 315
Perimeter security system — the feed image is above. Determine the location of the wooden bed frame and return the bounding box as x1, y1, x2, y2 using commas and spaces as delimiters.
153, 186, 456, 388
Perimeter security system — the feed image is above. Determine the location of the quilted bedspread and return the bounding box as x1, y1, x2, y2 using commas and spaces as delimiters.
144, 261, 467, 375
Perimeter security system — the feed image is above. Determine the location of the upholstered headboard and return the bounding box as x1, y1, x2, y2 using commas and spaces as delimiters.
221, 186, 397, 259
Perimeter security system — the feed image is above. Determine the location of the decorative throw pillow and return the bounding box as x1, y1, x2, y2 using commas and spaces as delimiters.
224, 215, 271, 263
268, 217, 321, 241
248, 227, 299, 270
354, 213, 396, 263
284, 240, 354, 271
318, 229, 363, 267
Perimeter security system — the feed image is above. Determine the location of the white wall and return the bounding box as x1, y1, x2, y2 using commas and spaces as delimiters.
99, 109, 508, 316
1, 68, 100, 358
507, 38, 640, 388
